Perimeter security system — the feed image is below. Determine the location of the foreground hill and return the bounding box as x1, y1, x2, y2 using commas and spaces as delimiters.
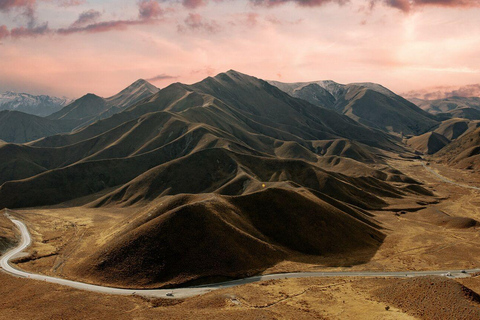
270, 80, 438, 136
71, 187, 385, 287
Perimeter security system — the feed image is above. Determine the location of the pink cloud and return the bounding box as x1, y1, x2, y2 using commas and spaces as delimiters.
178, 13, 220, 33
56, 0, 86, 6
71, 9, 102, 27
10, 23, 50, 38
182, 0, 207, 9
138, 0, 164, 20
250, 0, 349, 7
0, 0, 36, 11
0, 25, 9, 39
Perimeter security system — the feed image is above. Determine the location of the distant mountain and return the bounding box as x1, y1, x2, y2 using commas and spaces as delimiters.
0, 110, 78, 143
0, 91, 70, 117
269, 80, 438, 136
411, 96, 480, 116
48, 79, 159, 126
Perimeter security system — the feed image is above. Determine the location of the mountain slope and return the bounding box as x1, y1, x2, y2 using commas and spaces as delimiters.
270, 80, 438, 136
0, 110, 78, 143
70, 187, 385, 288
48, 79, 158, 125
435, 127, 480, 170
407, 132, 450, 155
412, 96, 480, 115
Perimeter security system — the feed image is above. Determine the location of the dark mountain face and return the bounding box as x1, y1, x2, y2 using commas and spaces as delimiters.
270, 79, 438, 136
0, 110, 78, 143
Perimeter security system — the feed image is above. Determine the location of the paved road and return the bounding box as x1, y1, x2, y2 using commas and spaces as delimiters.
419, 162, 480, 191
1, 213, 478, 299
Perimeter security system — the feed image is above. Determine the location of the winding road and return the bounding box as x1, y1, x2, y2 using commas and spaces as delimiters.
1, 161, 480, 298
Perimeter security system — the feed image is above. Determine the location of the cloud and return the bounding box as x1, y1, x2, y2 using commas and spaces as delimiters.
146, 73, 179, 81
138, 0, 164, 20
0, 0, 36, 24
55, 1, 164, 35
9, 22, 50, 38
374, 0, 480, 12
0, 0, 36, 11
182, 0, 207, 8
56, 0, 86, 6
250, 0, 349, 7
0, 25, 9, 39
71, 9, 102, 27
178, 13, 220, 33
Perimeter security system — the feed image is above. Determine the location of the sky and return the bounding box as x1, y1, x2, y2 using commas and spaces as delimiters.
1, 0, 480, 98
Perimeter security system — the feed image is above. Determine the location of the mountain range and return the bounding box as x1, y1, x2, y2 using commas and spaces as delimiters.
0, 91, 70, 117
269, 80, 438, 136
1, 70, 479, 288
0, 79, 159, 143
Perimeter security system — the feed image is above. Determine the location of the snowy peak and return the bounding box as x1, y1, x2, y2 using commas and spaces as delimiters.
0, 91, 71, 117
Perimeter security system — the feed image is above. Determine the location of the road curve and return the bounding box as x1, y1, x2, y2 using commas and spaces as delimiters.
1, 212, 479, 299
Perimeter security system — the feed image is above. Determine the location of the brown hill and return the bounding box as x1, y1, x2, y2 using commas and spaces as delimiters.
373, 276, 480, 320
0, 212, 17, 253
442, 107, 480, 120
435, 127, 480, 169
432, 118, 479, 140
407, 132, 450, 155
71, 187, 384, 288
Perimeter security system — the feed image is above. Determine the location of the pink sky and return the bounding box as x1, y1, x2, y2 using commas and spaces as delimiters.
1, 0, 480, 98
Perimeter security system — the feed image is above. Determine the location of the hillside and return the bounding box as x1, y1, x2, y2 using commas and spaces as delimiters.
48, 80, 158, 125
0, 110, 78, 143
407, 132, 450, 155
433, 118, 480, 140
270, 80, 438, 136
435, 127, 480, 170
0, 213, 17, 254
71, 187, 385, 287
